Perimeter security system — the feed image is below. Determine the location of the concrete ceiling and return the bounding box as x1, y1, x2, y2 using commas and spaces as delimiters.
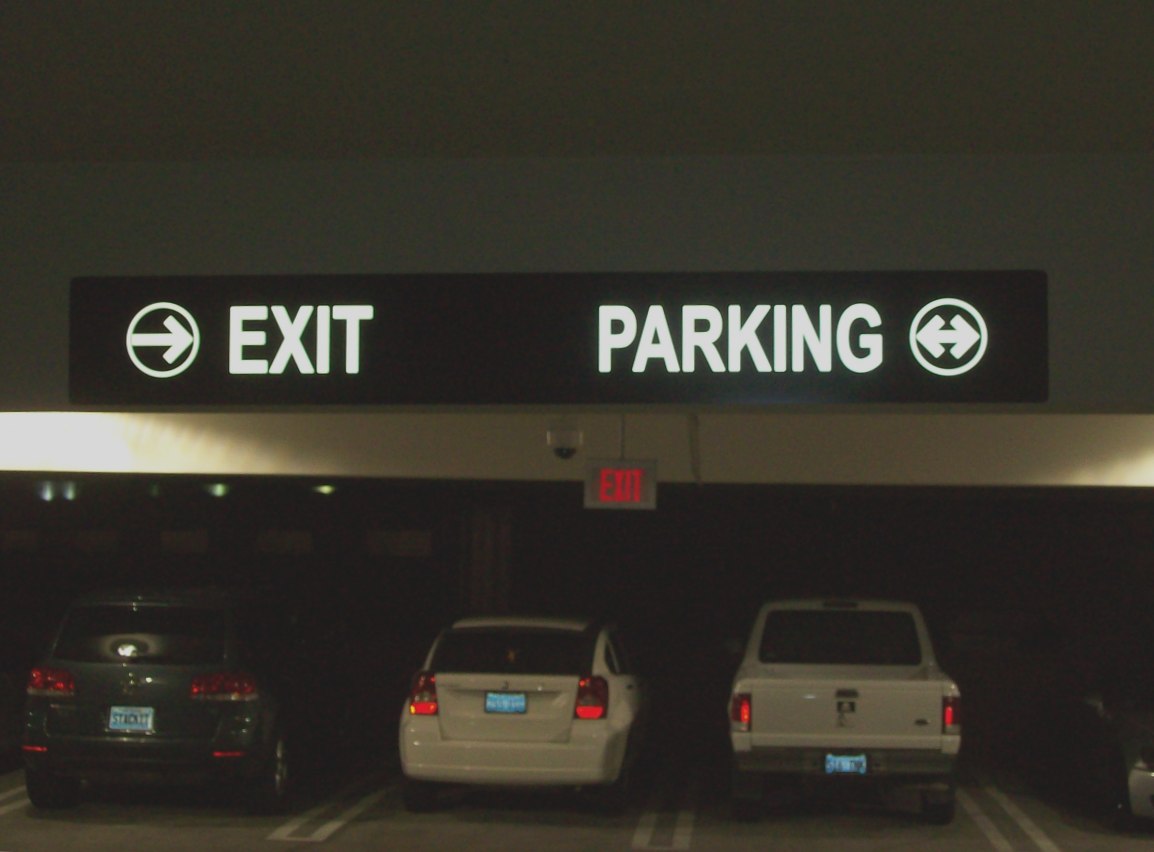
3, 1, 1151, 162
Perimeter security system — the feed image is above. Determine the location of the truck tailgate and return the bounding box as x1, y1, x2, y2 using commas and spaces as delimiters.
748, 673, 944, 750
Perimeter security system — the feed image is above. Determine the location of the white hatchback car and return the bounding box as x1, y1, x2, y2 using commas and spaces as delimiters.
399, 616, 646, 812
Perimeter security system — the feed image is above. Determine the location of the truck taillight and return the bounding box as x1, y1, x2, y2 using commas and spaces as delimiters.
942, 694, 961, 734
409, 671, 438, 715
731, 693, 752, 732
27, 667, 75, 697
575, 676, 608, 720
189, 672, 259, 701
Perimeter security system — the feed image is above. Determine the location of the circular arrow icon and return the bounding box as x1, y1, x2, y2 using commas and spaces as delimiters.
125, 302, 201, 378
909, 298, 988, 376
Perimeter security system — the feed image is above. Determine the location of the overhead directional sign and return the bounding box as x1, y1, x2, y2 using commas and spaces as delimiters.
69, 272, 1047, 406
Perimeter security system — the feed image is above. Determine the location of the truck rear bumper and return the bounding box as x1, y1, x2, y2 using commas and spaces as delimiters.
734, 747, 956, 779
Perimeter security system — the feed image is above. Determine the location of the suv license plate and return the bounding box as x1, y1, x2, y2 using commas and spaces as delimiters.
109, 706, 155, 732
825, 753, 867, 775
485, 692, 527, 714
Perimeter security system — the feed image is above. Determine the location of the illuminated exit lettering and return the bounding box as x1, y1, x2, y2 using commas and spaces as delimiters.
229, 305, 374, 375
598, 304, 883, 375
585, 459, 658, 510
600, 467, 644, 504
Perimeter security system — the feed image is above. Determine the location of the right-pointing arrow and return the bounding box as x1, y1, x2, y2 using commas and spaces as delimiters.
916, 314, 980, 359
129, 314, 195, 364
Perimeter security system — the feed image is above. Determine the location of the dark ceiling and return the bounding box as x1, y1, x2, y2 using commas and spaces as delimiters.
3, 1, 1150, 162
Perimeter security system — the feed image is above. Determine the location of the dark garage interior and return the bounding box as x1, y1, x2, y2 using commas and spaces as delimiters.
3, 473, 1151, 796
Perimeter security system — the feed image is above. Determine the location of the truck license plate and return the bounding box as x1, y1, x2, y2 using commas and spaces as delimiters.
825, 753, 867, 775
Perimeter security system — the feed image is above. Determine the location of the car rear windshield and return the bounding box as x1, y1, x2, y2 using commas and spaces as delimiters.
431, 628, 591, 675
759, 610, 923, 665
53, 605, 229, 665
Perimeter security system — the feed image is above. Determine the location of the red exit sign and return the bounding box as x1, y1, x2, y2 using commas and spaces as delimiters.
584, 459, 658, 510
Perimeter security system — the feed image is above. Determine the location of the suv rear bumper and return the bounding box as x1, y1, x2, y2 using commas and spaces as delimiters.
23, 736, 266, 784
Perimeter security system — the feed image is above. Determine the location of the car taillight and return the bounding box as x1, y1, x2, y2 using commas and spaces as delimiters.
942, 694, 961, 734
189, 672, 259, 701
731, 693, 752, 732
27, 667, 75, 697
575, 675, 608, 720
408, 671, 438, 716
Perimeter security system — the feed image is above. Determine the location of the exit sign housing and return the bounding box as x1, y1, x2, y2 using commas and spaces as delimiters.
584, 459, 658, 510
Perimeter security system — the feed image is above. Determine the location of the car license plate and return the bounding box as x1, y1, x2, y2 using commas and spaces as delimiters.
485, 692, 527, 714
109, 706, 155, 732
825, 753, 867, 775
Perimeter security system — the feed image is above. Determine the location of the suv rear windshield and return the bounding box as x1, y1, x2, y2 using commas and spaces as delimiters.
759, 610, 922, 665
431, 628, 591, 675
53, 605, 229, 665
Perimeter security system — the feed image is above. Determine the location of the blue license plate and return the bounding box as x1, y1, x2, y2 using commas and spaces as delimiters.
109, 706, 155, 732
485, 692, 527, 714
825, 753, 867, 775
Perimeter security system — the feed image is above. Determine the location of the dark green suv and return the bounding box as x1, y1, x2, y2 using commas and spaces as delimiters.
22, 589, 291, 812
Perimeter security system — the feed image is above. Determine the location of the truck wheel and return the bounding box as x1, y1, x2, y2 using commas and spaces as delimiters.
732, 796, 761, 821
25, 766, 81, 809
922, 791, 956, 825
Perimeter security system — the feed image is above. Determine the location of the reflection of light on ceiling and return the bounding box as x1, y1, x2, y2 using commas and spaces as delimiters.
5, 411, 1154, 487
312, 484, 337, 495
0, 413, 299, 474
203, 483, 230, 498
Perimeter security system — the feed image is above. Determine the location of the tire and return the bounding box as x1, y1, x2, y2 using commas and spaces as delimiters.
922, 792, 956, 825
402, 779, 440, 813
590, 764, 631, 816
25, 766, 80, 809
732, 796, 761, 821
246, 734, 290, 815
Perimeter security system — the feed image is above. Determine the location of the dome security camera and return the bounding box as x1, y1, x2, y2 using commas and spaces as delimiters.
546, 427, 583, 460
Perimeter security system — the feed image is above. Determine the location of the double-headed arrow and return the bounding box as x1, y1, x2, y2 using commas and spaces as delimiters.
915, 313, 980, 359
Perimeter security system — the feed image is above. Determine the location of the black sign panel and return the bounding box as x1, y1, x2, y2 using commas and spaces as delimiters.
69, 272, 1047, 406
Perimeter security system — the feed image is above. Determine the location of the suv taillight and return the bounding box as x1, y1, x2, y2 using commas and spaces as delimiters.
731, 693, 752, 732
189, 672, 259, 701
575, 676, 608, 720
942, 694, 961, 734
409, 671, 438, 715
27, 667, 76, 697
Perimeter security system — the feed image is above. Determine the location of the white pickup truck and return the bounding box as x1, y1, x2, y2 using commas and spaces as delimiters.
728, 598, 961, 823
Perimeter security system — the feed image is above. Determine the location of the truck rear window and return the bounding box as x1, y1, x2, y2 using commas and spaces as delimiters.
53, 605, 228, 665
430, 628, 591, 675
759, 610, 922, 665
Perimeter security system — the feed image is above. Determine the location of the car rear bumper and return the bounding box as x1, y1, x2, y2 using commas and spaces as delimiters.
400, 718, 628, 786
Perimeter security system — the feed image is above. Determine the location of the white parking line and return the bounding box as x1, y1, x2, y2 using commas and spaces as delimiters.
632, 784, 695, 850
0, 788, 29, 818
958, 789, 1014, 852
983, 785, 1062, 852
267, 779, 391, 843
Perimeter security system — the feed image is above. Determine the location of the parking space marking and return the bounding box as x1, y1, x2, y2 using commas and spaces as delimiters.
958, 789, 1014, 852
0, 786, 28, 818
632, 783, 695, 850
982, 785, 1061, 852
268, 778, 391, 843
